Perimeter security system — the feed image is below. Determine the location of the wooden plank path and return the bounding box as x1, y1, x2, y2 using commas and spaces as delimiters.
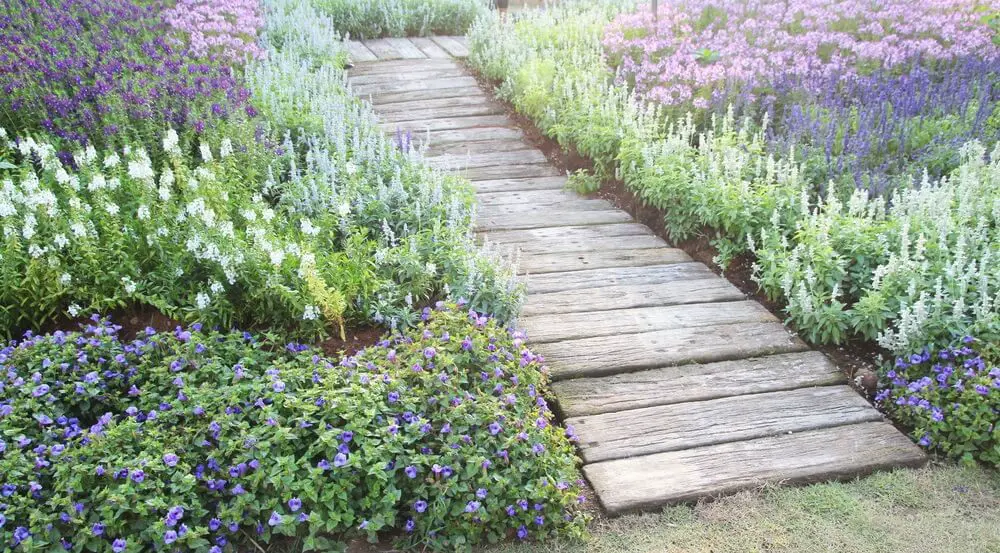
347, 50, 926, 516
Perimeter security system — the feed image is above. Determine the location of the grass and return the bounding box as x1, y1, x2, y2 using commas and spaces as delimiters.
482, 462, 1000, 553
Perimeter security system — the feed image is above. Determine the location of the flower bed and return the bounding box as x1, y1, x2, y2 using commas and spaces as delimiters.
313, 0, 489, 39
0, 304, 588, 550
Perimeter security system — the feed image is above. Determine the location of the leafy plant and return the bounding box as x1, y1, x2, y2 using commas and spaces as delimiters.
0, 305, 589, 551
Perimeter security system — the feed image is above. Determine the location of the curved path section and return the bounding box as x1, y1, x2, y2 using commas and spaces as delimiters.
347, 40, 926, 516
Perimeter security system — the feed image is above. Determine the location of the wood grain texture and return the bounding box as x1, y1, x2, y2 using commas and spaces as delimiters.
384, 38, 426, 59
517, 247, 691, 275
477, 189, 585, 207
479, 198, 616, 216
380, 115, 513, 132
346, 40, 378, 62
485, 223, 654, 244
431, 35, 469, 57
523, 280, 745, 316
570, 386, 882, 463
368, 86, 485, 105
423, 138, 533, 157
494, 233, 668, 255
552, 351, 846, 417
349, 68, 469, 86
521, 301, 775, 343
380, 104, 504, 123
472, 176, 568, 193
538, 322, 809, 380
428, 149, 547, 169
525, 263, 719, 294
361, 39, 402, 60
463, 163, 562, 181
411, 127, 524, 145
408, 37, 452, 58
375, 95, 494, 113
355, 76, 479, 95
477, 209, 631, 231
349, 59, 458, 75
584, 422, 927, 515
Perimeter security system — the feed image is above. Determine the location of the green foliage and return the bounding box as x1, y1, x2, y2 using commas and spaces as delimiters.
0, 305, 588, 551
565, 170, 600, 194
878, 338, 1000, 469
313, 0, 489, 39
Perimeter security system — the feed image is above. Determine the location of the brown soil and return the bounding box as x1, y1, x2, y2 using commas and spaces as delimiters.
466, 64, 889, 397
318, 325, 387, 357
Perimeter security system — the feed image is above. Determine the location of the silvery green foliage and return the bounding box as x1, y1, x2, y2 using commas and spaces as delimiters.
467, 0, 998, 354
315, 0, 489, 39
254, 0, 523, 325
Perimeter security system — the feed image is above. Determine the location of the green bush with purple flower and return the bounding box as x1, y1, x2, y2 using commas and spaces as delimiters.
0, 304, 588, 551
877, 337, 1000, 468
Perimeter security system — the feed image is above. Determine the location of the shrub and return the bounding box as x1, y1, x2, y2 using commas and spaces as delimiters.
0, 304, 588, 551
877, 337, 1000, 468
313, 0, 489, 39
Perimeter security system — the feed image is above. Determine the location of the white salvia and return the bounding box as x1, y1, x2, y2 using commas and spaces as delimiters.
28, 244, 45, 258
219, 138, 233, 158
59, 273, 71, 285
103, 152, 120, 168
88, 174, 107, 192
70, 222, 87, 238
199, 142, 213, 163
0, 127, 6, 139
302, 305, 319, 321
53, 234, 68, 249
137, 205, 150, 220
104, 202, 119, 216
300, 218, 319, 236
84, 145, 97, 164
210, 281, 224, 294
337, 202, 351, 217
195, 292, 211, 310
55, 168, 71, 185
121, 276, 136, 294
269, 250, 285, 266
67, 304, 81, 317
163, 129, 181, 155
262, 208, 275, 222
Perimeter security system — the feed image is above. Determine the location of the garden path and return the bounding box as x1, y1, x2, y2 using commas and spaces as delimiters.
347, 42, 927, 516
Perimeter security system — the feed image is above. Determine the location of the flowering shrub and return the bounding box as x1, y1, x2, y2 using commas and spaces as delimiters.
604, 0, 1000, 108
877, 337, 1000, 468
0, 305, 588, 550
0, 0, 254, 153
163, 0, 266, 63
314, 0, 489, 38
468, 0, 999, 355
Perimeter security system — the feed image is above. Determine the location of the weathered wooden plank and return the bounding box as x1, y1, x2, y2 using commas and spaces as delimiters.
472, 176, 567, 193
517, 247, 691, 275
463, 163, 561, 181
374, 95, 494, 113
380, 115, 513, 133
431, 35, 469, 57
552, 351, 846, 417
570, 386, 881, 463
480, 197, 615, 216
346, 40, 378, 62
362, 39, 403, 60
409, 36, 452, 58
349, 59, 459, 75
355, 76, 479, 95
423, 139, 533, 158
477, 209, 631, 231
381, 104, 505, 123
368, 86, 485, 105
349, 68, 469, 86
584, 422, 927, 515
427, 149, 547, 168
408, 126, 524, 145
521, 301, 774, 343
523, 281, 744, 316
491, 231, 667, 255
384, 38, 426, 59
525, 263, 718, 294
485, 223, 653, 243
538, 322, 808, 381
478, 189, 581, 207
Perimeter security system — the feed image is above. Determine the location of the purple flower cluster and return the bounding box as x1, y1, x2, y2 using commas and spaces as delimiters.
0, 0, 255, 150
877, 337, 999, 467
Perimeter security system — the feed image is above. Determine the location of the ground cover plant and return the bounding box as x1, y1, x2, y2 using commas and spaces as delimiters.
312, 0, 489, 39
0, 304, 588, 551
0, 0, 521, 339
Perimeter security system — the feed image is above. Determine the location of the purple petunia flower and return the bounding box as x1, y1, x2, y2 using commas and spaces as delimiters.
112, 538, 126, 553
163, 453, 179, 467
476, 488, 488, 499
334, 452, 348, 467
405, 465, 417, 478
163, 530, 177, 544
268, 511, 282, 526
92, 522, 105, 536
414, 500, 428, 513
387, 391, 400, 403
465, 501, 480, 513
517, 525, 528, 539
288, 498, 302, 512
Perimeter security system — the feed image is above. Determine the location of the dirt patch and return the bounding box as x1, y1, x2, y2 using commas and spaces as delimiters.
466, 64, 888, 395
318, 325, 387, 357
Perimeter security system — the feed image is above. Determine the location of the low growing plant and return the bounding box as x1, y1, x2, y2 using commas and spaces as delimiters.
877, 337, 1000, 468
0, 304, 588, 551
